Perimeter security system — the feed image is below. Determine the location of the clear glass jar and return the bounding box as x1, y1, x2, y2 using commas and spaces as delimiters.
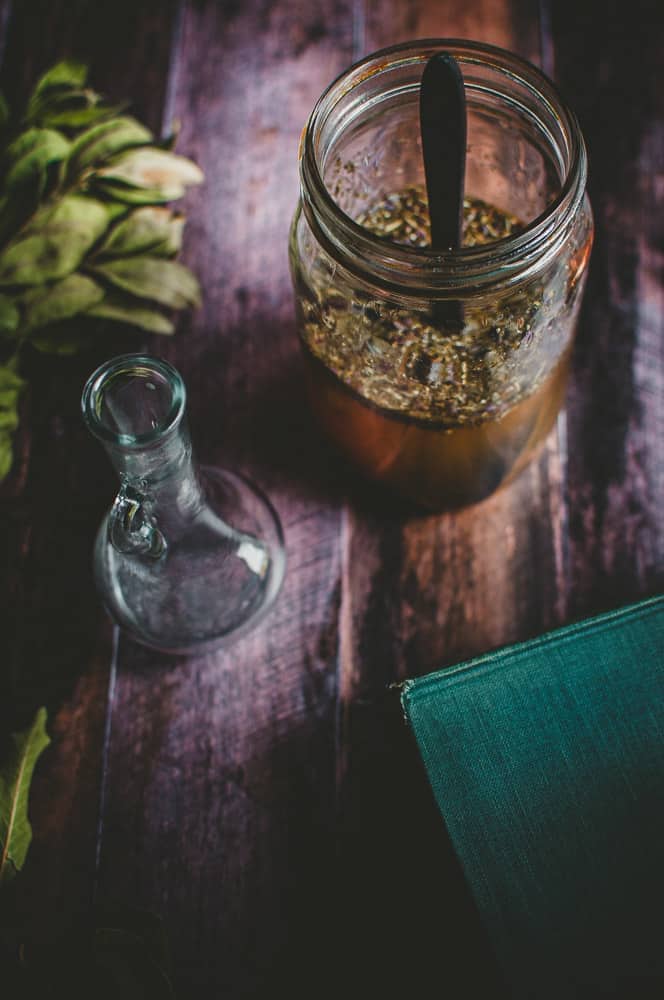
289, 39, 593, 510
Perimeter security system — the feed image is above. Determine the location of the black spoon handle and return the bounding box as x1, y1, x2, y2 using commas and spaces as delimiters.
420, 52, 467, 251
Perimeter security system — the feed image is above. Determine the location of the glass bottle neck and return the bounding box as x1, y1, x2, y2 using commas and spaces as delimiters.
103, 419, 204, 515
82, 354, 206, 522
104, 417, 192, 482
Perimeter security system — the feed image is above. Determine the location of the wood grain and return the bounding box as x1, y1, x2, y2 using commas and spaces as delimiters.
550, 0, 664, 616
0, 0, 181, 938
2, 0, 661, 995
334, 3, 560, 994
0, 0, 180, 129
93, 1, 354, 994
364, 0, 541, 62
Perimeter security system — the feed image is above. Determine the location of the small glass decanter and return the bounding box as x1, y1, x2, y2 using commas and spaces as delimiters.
82, 353, 286, 654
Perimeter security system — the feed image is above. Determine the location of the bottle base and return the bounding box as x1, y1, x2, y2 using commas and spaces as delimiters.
96, 467, 286, 655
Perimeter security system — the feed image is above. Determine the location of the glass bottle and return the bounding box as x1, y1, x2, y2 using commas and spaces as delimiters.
82, 354, 285, 654
289, 39, 593, 510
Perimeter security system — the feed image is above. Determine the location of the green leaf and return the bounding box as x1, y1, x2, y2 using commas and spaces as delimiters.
22, 192, 89, 231
0, 400, 18, 425
97, 206, 184, 258
91, 256, 201, 309
27, 81, 117, 132
0, 196, 110, 286
0, 708, 50, 884
6, 126, 65, 162
0, 364, 23, 480
92, 177, 174, 206
40, 101, 122, 132
4, 128, 71, 190
0, 233, 67, 285
0, 294, 19, 334
23, 273, 104, 330
97, 148, 204, 200
0, 92, 9, 131
0, 361, 23, 383
0, 406, 18, 430
0, 431, 13, 480
68, 116, 152, 174
87, 291, 175, 334
26, 192, 110, 234
0, 361, 24, 398
32, 60, 88, 97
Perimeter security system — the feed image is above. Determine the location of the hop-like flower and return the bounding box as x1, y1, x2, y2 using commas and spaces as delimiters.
0, 60, 204, 479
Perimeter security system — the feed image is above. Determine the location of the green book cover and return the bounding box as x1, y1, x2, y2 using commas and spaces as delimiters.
402, 595, 664, 998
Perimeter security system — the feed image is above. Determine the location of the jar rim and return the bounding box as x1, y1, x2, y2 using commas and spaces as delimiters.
81, 353, 186, 448
300, 38, 588, 294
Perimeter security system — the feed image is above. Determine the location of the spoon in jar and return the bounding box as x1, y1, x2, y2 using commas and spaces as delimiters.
419, 51, 467, 328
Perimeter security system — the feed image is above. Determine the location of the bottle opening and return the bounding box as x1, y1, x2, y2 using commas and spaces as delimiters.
301, 39, 587, 294
82, 354, 186, 447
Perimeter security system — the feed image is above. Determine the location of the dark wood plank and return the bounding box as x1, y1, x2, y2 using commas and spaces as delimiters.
358, 0, 556, 664
550, 0, 664, 616
0, 0, 181, 939
335, 3, 558, 995
364, 0, 541, 63
3, 1, 659, 996
0, 1, 11, 67
0, 0, 180, 130
94, 2, 354, 995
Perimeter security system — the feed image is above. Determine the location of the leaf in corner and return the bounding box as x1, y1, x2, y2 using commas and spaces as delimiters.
0, 707, 50, 885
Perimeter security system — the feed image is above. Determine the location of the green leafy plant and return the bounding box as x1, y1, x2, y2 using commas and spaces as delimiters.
0, 60, 203, 480
0, 62, 189, 995
0, 707, 49, 884
0, 709, 178, 996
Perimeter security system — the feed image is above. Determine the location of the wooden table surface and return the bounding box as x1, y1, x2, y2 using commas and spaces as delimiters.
2, 0, 662, 995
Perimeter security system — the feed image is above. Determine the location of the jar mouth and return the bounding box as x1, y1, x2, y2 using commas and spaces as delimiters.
82, 353, 186, 448
300, 38, 588, 294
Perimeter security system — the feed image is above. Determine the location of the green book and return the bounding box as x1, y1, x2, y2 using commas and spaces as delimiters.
402, 595, 664, 998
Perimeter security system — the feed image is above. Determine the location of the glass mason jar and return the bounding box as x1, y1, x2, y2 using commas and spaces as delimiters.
289, 39, 593, 510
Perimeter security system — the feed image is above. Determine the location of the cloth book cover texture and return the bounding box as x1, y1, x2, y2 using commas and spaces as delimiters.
401, 596, 664, 998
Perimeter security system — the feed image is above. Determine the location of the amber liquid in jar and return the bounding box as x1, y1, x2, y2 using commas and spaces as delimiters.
302, 343, 569, 509
296, 188, 590, 510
